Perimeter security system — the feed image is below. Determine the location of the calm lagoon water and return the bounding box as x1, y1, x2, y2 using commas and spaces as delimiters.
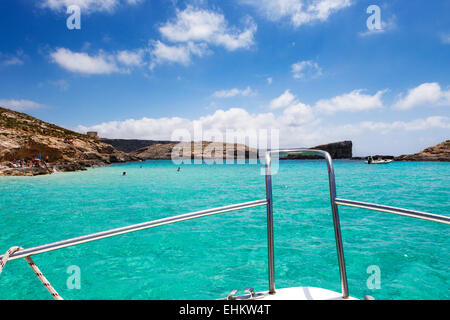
0, 160, 449, 300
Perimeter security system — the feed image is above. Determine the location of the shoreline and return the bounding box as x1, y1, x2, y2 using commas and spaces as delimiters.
0, 159, 110, 177
2, 158, 450, 177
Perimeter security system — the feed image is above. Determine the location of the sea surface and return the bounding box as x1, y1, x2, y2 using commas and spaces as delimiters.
0, 160, 449, 300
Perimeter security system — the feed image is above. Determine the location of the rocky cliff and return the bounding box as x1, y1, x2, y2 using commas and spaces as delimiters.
101, 139, 176, 153
0, 107, 136, 176
282, 141, 353, 160
395, 140, 450, 162
130, 142, 258, 160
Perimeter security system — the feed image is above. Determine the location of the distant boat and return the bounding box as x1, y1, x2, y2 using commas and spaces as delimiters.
366, 156, 393, 164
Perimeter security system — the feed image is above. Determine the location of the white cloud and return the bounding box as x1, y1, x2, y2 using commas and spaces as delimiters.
270, 90, 296, 109
213, 86, 256, 98
148, 7, 256, 70
149, 41, 209, 69
50, 48, 120, 74
159, 6, 257, 51
77, 107, 312, 143
291, 60, 322, 79
116, 49, 145, 67
49, 79, 70, 91
78, 116, 191, 141
75, 84, 449, 155
337, 116, 450, 135
52, 5, 259, 73
50, 48, 149, 74
77, 107, 449, 155
393, 82, 450, 110
391, 116, 450, 131
269, 90, 315, 124
0, 51, 26, 66
240, 0, 352, 28
40, 0, 142, 13
2, 57, 24, 66
0, 99, 45, 111
315, 89, 386, 114
193, 108, 276, 134
279, 102, 315, 126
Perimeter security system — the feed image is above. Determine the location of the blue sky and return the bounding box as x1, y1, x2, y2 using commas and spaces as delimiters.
0, 0, 449, 156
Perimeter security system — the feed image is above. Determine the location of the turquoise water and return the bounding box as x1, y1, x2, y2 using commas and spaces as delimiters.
0, 160, 449, 300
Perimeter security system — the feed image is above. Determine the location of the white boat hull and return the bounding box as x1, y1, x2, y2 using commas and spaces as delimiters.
260, 287, 357, 300
225, 287, 358, 300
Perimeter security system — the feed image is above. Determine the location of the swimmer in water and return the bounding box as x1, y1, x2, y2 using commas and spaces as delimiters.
123, 172, 127, 176
177, 167, 181, 172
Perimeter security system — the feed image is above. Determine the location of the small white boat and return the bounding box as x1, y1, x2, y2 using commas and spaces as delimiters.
366, 159, 393, 164
366, 156, 393, 164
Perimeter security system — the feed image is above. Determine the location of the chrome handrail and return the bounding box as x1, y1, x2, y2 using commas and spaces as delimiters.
264, 150, 449, 300
0, 199, 267, 261
335, 198, 450, 225
265, 149, 349, 298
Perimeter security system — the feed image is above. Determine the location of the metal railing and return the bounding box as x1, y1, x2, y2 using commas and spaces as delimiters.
264, 149, 450, 299
1, 149, 449, 300
0, 200, 268, 261
335, 198, 450, 225
265, 149, 349, 297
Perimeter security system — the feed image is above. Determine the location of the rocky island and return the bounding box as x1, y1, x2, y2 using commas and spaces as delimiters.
101, 139, 175, 153
129, 141, 258, 160
281, 141, 353, 160
395, 140, 450, 162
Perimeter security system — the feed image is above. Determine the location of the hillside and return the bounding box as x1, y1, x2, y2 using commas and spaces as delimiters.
130, 141, 258, 160
101, 139, 176, 153
395, 140, 450, 161
0, 107, 136, 176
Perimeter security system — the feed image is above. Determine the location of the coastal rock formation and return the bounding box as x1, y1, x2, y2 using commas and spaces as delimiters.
101, 139, 176, 153
283, 141, 353, 160
130, 142, 258, 160
395, 140, 450, 162
0, 107, 137, 176
0, 166, 53, 176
